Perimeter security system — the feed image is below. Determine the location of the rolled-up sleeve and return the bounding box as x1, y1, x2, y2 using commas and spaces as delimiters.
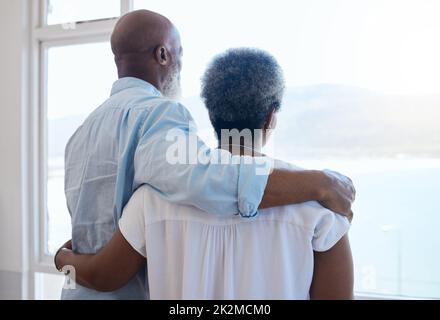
236, 155, 272, 217
312, 211, 351, 252
133, 102, 270, 217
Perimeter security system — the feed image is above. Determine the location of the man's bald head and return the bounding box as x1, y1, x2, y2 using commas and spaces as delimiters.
111, 10, 183, 98
111, 10, 175, 57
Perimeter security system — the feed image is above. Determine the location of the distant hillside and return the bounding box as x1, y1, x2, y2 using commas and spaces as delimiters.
182, 84, 440, 158
48, 85, 440, 159
276, 85, 440, 158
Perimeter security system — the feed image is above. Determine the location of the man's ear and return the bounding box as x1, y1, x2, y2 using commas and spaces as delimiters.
154, 45, 169, 66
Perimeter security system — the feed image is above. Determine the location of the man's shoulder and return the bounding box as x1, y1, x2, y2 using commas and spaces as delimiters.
82, 96, 193, 129
113, 89, 189, 111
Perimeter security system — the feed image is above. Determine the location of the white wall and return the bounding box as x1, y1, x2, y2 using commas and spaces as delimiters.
0, 0, 29, 299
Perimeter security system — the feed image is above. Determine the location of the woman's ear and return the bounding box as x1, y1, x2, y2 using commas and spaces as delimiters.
264, 108, 277, 131
263, 108, 277, 146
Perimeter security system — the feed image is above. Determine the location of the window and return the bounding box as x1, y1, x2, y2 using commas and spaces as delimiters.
133, 0, 440, 298
31, 0, 440, 299
46, 0, 120, 25
30, 0, 129, 299
34, 273, 65, 300
46, 42, 116, 254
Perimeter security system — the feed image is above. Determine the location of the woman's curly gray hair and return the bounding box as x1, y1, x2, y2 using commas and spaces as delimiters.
201, 48, 285, 137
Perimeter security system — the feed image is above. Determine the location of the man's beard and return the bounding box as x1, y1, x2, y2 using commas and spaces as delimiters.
162, 66, 182, 100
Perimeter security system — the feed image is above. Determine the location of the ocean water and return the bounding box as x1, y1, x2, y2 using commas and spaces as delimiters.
47, 158, 440, 298
350, 168, 440, 297
295, 158, 440, 298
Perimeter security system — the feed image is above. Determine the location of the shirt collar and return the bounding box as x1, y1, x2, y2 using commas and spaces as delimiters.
110, 77, 162, 97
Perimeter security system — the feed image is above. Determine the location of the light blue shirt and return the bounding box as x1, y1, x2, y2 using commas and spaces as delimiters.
61, 77, 269, 300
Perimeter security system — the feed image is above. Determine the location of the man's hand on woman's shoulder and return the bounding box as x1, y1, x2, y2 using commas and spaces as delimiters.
260, 163, 356, 221
317, 169, 356, 222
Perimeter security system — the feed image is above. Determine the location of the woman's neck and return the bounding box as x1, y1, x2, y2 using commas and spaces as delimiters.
219, 138, 264, 157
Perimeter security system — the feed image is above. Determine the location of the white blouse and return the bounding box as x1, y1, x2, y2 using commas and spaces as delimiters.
119, 162, 350, 300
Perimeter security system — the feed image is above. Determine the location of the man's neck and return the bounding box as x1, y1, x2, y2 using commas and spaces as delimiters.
117, 66, 163, 94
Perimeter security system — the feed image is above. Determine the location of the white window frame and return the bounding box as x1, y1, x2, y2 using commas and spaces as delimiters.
28, 0, 133, 298
27, 0, 431, 300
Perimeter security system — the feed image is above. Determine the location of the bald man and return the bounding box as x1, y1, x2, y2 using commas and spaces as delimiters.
61, 10, 355, 300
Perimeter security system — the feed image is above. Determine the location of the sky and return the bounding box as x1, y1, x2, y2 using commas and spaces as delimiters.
47, 0, 440, 119
134, 0, 440, 97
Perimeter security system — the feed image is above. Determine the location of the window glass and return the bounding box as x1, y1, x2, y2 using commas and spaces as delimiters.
46, 42, 117, 254
46, 0, 120, 25
134, 0, 440, 298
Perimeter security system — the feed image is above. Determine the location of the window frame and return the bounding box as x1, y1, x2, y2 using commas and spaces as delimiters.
28, 0, 132, 296
27, 0, 429, 300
